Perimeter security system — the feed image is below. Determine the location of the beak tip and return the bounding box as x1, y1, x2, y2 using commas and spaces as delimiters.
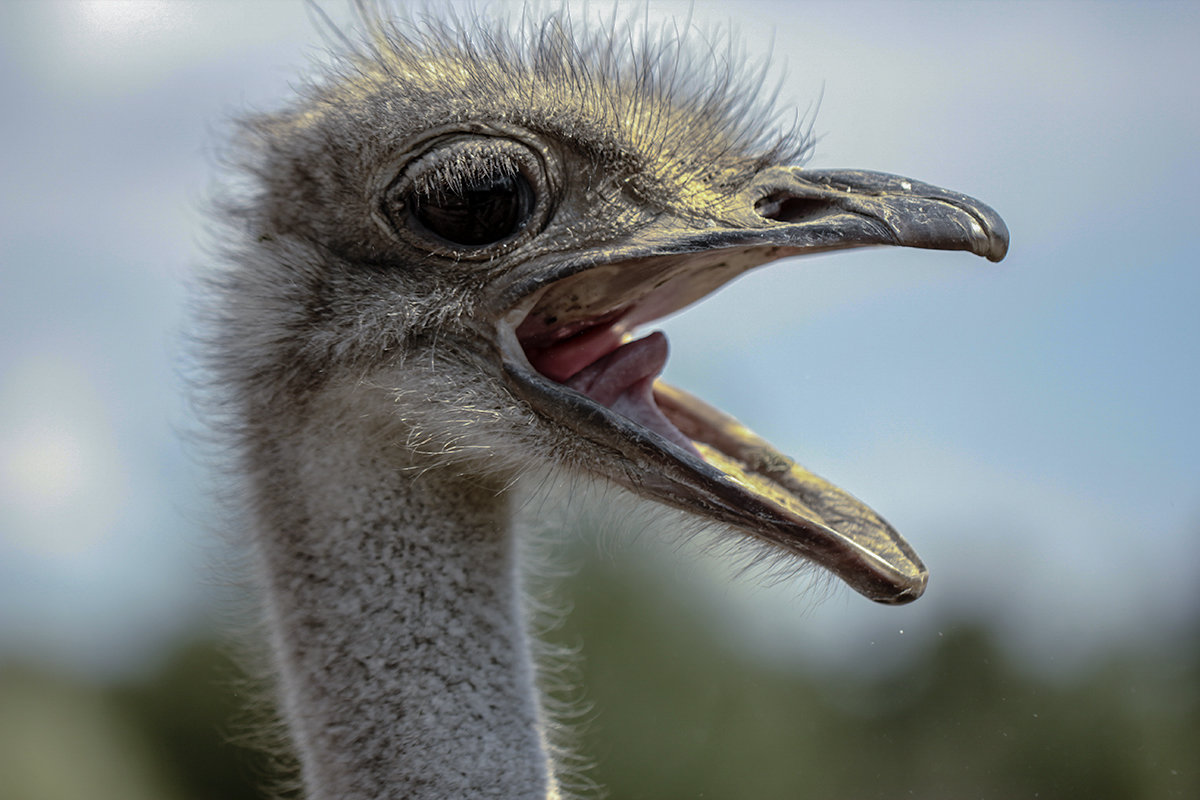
868, 567, 928, 605
971, 201, 1010, 263
984, 222, 1010, 264
879, 584, 926, 606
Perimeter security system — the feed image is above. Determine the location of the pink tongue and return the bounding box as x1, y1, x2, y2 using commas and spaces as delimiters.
525, 325, 626, 382
564, 332, 698, 455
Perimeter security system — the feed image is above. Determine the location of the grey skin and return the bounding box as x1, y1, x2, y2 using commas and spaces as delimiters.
204, 8, 1007, 800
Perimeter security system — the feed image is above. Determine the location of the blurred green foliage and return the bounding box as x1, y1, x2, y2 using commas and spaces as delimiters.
2, 550, 1195, 799
0, 643, 269, 800
550, 553, 1198, 800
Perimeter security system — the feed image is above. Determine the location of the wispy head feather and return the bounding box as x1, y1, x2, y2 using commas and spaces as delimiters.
295, 1, 814, 208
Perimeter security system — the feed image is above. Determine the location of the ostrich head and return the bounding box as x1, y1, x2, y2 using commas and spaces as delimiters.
213, 9, 1006, 611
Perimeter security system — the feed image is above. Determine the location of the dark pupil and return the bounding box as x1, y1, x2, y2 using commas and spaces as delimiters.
412, 172, 534, 247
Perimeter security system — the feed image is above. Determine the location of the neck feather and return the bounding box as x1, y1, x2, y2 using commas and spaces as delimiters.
250, 415, 555, 799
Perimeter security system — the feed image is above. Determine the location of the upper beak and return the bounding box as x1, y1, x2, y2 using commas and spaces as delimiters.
752, 167, 1008, 262
508, 166, 1008, 346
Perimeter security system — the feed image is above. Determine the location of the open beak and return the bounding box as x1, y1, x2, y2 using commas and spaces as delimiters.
497, 167, 1008, 604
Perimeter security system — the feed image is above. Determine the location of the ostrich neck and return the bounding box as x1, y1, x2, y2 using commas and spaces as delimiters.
252, 415, 555, 799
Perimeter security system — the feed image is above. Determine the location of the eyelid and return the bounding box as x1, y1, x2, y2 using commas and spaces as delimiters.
411, 149, 523, 200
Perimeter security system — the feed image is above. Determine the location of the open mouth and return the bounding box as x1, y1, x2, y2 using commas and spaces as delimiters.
495, 167, 1008, 604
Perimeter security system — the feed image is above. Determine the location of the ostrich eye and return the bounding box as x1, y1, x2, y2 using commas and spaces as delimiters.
411, 171, 535, 247
382, 134, 555, 259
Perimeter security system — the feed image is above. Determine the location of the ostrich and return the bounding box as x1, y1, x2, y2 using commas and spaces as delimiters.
205, 6, 1007, 799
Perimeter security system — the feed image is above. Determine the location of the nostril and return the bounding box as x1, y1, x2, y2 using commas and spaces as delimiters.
754, 193, 829, 224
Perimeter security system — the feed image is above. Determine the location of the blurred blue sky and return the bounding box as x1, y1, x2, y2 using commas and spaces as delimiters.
1, 0, 1197, 678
